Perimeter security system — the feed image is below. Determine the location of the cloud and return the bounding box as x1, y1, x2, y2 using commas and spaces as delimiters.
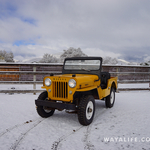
83, 48, 121, 58
0, 0, 150, 62
0, 43, 63, 61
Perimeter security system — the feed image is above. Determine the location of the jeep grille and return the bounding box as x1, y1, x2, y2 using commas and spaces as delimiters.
53, 81, 68, 98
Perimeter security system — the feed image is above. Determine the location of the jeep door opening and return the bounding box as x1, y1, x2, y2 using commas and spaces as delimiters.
35, 57, 117, 125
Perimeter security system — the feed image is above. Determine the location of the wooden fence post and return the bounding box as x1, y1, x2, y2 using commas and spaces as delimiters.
33, 66, 36, 95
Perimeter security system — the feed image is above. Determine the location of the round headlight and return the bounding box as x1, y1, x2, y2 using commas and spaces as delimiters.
45, 78, 51, 87
68, 79, 76, 88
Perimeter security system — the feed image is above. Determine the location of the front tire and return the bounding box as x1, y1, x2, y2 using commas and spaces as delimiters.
105, 87, 115, 108
78, 95, 95, 126
36, 91, 55, 118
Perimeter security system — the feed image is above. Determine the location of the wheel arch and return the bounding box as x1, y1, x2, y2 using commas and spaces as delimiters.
111, 81, 117, 92
73, 88, 99, 104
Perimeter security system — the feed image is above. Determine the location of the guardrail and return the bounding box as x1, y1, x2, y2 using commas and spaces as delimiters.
0, 63, 150, 93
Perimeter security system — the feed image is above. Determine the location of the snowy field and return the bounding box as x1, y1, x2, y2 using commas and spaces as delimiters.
0, 85, 150, 150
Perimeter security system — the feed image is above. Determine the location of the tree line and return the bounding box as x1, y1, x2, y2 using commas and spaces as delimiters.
0, 50, 14, 62
39, 47, 87, 63
0, 48, 149, 65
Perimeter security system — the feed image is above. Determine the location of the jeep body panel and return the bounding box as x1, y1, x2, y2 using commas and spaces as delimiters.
41, 74, 99, 103
98, 77, 118, 99
41, 74, 117, 102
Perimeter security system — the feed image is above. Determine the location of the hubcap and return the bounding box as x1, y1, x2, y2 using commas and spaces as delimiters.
86, 101, 94, 120
43, 107, 52, 113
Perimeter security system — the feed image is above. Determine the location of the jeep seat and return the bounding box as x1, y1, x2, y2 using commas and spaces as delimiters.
100, 72, 110, 89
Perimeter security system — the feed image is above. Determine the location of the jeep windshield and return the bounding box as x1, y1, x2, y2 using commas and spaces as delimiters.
64, 59, 100, 71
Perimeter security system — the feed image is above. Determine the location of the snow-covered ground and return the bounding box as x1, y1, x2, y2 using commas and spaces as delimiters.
0, 84, 42, 90
118, 83, 150, 89
0, 86, 150, 150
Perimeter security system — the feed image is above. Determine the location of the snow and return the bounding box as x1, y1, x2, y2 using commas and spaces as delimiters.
0, 88, 150, 150
0, 84, 42, 91
118, 83, 150, 89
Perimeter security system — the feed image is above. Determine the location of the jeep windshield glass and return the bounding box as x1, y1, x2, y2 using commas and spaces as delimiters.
64, 60, 100, 70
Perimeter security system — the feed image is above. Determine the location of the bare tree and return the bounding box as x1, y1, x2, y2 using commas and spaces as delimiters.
103, 57, 118, 65
60, 47, 87, 62
0, 50, 14, 62
40, 54, 58, 63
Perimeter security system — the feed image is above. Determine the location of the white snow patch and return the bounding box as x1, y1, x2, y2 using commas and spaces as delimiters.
0, 89, 150, 150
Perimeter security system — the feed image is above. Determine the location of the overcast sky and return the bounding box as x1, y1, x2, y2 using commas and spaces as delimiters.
0, 0, 150, 62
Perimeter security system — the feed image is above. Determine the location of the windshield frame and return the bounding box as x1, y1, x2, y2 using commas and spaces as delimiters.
62, 57, 102, 78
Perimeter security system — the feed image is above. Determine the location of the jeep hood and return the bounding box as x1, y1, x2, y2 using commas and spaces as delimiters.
56, 74, 99, 89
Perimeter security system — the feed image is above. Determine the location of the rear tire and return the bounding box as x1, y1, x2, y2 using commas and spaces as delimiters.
105, 87, 115, 108
78, 95, 95, 126
36, 91, 55, 118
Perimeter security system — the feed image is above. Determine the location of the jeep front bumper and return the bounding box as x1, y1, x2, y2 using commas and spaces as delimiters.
35, 99, 76, 110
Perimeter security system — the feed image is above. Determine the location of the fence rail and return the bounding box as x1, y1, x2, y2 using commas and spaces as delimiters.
0, 71, 150, 75
0, 63, 150, 93
0, 71, 61, 75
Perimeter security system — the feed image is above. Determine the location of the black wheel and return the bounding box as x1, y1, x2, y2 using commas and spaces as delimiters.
78, 95, 95, 126
36, 91, 55, 118
105, 87, 115, 108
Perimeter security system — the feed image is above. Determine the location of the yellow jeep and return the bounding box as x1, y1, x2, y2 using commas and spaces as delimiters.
35, 57, 117, 125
